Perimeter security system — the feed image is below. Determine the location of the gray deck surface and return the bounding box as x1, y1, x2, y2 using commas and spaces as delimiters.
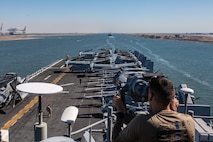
0, 60, 105, 142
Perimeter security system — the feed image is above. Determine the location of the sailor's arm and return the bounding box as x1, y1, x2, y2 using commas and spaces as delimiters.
186, 115, 195, 141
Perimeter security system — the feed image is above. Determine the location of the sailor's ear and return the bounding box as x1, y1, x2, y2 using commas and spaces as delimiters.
150, 94, 154, 101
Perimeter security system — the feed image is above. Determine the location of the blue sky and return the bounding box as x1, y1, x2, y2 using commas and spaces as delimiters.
1, 0, 213, 33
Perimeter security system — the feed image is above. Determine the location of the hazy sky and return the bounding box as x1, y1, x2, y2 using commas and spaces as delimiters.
1, 0, 213, 33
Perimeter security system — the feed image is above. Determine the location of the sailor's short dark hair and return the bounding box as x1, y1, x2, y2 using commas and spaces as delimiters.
150, 77, 175, 105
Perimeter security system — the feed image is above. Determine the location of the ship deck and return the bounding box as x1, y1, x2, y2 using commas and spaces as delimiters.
1, 48, 213, 142
0, 59, 105, 142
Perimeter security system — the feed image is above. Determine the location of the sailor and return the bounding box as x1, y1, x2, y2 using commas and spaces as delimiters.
66, 55, 71, 61
112, 77, 195, 142
79, 78, 82, 85
46, 105, 52, 118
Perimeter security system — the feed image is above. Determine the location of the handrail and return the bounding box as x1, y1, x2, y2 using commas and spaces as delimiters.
71, 118, 107, 135
27, 59, 63, 81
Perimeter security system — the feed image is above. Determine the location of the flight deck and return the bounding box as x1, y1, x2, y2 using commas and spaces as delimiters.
0, 59, 105, 142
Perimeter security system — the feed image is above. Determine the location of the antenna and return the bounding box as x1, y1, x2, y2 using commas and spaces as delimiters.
180, 87, 194, 114
61, 106, 79, 137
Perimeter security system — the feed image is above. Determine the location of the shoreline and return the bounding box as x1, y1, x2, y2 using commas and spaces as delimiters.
0, 33, 90, 41
130, 33, 213, 43
0, 35, 33, 41
1, 33, 213, 43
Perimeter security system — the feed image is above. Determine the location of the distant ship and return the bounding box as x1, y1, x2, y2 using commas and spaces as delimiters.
108, 32, 113, 38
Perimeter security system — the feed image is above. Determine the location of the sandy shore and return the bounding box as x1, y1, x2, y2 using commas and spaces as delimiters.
0, 35, 34, 41
0, 33, 89, 41
130, 33, 213, 43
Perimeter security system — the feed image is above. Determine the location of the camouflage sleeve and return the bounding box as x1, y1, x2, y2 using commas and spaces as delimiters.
185, 115, 195, 142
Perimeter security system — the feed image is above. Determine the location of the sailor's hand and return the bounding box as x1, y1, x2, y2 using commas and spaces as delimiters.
112, 95, 126, 113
